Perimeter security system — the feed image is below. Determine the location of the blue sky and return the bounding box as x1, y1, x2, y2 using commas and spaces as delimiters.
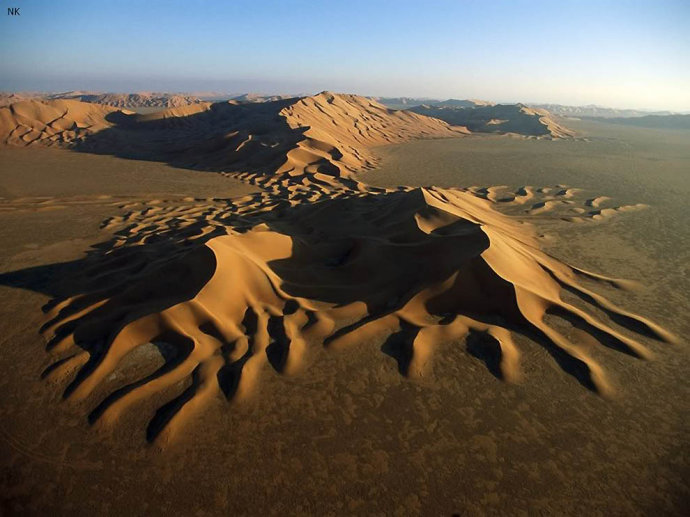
0, 0, 688, 109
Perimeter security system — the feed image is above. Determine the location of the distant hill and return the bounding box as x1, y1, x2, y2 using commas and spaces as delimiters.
584, 114, 690, 130
374, 97, 494, 110
47, 92, 203, 108
0, 91, 203, 108
0, 92, 43, 107
432, 99, 495, 108
231, 93, 303, 103
409, 103, 574, 138
372, 97, 438, 109
531, 103, 675, 119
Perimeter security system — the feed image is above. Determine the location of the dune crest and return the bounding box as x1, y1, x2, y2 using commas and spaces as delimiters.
39, 180, 674, 444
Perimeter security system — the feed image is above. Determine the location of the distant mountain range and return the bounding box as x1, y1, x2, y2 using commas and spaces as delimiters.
373, 97, 493, 110
0, 91, 310, 108
229, 93, 305, 103
529, 104, 678, 119
51, 92, 203, 108
374, 98, 685, 119
0, 91, 203, 109
585, 114, 690, 130
1, 91, 686, 133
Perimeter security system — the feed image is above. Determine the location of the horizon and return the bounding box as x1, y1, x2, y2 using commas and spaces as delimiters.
2, 89, 688, 114
1, 0, 689, 111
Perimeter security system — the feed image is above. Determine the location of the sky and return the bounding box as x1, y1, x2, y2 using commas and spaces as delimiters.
0, 0, 688, 110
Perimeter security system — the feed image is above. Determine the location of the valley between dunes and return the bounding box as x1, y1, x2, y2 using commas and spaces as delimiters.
0, 94, 687, 515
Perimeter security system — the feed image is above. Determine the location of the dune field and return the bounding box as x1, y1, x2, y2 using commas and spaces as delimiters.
0, 94, 686, 514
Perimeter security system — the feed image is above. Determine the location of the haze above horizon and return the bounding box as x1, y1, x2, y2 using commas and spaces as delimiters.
1, 0, 688, 111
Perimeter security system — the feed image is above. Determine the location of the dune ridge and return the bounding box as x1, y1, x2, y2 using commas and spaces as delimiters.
0, 93, 464, 181
276, 92, 468, 178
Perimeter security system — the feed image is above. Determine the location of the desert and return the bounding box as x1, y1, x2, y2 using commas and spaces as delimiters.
0, 89, 687, 515
1, 1, 688, 515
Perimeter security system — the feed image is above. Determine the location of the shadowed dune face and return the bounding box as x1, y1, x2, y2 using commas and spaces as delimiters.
1, 182, 672, 445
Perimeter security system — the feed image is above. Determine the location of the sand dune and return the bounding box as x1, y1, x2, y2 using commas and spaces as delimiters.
277, 92, 467, 177
0, 92, 464, 180
0, 91, 674, 446
467, 184, 648, 222
31, 178, 673, 444
0, 99, 123, 146
409, 103, 575, 138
